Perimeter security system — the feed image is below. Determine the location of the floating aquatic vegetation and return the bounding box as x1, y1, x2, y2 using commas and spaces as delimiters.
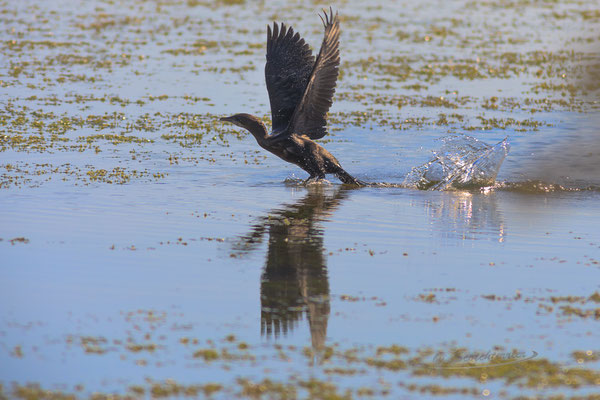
404, 135, 510, 190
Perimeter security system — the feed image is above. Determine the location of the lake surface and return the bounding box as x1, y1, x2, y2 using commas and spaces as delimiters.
1, 0, 599, 398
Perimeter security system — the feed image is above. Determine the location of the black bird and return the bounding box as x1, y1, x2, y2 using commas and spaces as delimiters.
220, 9, 361, 185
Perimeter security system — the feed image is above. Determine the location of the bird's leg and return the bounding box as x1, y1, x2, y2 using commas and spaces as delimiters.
333, 167, 364, 185
305, 173, 326, 184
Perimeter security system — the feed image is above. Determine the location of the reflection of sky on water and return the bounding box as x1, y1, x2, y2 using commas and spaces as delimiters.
1, 0, 600, 396
423, 191, 506, 243
1, 182, 599, 395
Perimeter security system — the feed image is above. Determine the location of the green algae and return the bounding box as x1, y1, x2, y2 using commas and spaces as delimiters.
11, 345, 24, 358
237, 378, 296, 399
550, 293, 600, 304
148, 380, 223, 398
80, 336, 109, 355
7, 237, 30, 245
400, 383, 480, 396
1, 0, 596, 197
86, 167, 148, 185
2, 1, 600, 399
187, 0, 245, 6
560, 306, 600, 320
1, 162, 166, 189
193, 348, 219, 361
572, 351, 599, 364
3, 304, 600, 398
4, 342, 599, 398
9, 384, 78, 400
414, 356, 600, 389
126, 343, 157, 353
163, 39, 219, 56
78, 134, 153, 145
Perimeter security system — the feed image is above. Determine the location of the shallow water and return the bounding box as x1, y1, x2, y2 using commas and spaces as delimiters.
1, 0, 600, 398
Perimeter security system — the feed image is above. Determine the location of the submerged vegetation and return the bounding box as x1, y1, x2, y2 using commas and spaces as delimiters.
3, 308, 600, 398
1, 0, 599, 398
1, 0, 598, 189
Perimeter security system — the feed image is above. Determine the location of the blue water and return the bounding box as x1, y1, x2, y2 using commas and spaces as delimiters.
1, 0, 600, 398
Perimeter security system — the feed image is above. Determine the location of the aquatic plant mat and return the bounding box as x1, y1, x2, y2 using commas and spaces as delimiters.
1, 0, 599, 398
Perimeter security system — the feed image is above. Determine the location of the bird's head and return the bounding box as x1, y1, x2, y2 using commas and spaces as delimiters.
219, 113, 261, 129
220, 113, 268, 141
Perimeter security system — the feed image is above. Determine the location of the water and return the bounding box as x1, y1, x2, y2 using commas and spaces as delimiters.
404, 135, 510, 190
1, 0, 600, 398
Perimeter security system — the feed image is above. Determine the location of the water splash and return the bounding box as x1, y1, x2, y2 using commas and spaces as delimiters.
404, 135, 510, 190
282, 136, 510, 190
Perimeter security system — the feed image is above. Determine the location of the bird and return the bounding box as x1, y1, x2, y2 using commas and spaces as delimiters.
220, 8, 362, 185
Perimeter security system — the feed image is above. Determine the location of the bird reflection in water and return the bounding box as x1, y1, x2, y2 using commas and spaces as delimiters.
233, 185, 350, 362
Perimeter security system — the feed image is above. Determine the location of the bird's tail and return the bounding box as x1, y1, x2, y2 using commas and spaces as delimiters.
335, 168, 366, 186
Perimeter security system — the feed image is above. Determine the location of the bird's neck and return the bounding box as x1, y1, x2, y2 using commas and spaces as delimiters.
244, 119, 269, 144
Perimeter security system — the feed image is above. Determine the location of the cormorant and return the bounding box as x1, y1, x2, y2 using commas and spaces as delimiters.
220, 9, 361, 185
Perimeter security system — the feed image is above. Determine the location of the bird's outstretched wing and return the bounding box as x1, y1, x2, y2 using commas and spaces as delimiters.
265, 22, 315, 133
286, 8, 340, 140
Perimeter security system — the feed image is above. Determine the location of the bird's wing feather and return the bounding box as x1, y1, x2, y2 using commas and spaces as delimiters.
265, 22, 315, 133
286, 8, 340, 140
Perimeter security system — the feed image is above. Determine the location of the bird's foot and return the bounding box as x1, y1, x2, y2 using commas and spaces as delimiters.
304, 176, 330, 186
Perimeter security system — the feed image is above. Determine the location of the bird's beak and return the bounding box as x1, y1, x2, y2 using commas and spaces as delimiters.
219, 116, 233, 123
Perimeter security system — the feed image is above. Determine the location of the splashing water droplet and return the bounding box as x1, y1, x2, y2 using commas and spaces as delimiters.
404, 135, 510, 190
